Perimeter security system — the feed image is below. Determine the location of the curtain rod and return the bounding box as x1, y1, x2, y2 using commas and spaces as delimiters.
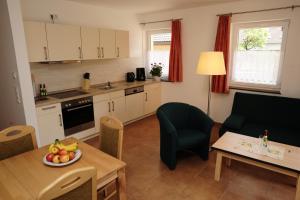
217, 5, 300, 16
140, 18, 183, 25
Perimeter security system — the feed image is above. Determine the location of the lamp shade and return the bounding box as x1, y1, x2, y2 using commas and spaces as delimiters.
196, 51, 226, 75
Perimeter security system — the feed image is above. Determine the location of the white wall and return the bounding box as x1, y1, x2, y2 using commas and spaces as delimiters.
21, 0, 144, 92
139, 0, 300, 122
0, 0, 38, 132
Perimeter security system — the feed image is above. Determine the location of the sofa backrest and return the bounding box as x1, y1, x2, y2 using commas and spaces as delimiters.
232, 92, 300, 128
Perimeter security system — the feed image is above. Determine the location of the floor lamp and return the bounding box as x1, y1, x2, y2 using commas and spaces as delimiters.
196, 52, 226, 116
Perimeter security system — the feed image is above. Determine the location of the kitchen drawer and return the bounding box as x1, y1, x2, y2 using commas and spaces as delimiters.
110, 90, 125, 99
36, 103, 61, 116
145, 83, 161, 91
93, 93, 110, 103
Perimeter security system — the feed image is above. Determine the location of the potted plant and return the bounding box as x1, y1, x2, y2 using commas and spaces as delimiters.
150, 63, 162, 81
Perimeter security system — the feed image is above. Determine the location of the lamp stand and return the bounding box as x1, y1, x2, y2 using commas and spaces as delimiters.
207, 75, 212, 117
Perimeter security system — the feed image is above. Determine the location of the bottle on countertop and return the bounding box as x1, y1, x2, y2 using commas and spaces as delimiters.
262, 130, 269, 148
43, 84, 48, 96
39, 84, 47, 97
39, 84, 43, 96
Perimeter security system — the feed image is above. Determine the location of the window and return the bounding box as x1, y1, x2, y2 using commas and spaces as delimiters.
147, 30, 171, 80
230, 20, 289, 91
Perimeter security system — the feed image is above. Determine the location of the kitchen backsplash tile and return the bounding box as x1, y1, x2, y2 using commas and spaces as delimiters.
31, 58, 142, 92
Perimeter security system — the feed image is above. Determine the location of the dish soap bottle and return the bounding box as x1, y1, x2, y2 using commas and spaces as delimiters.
263, 130, 269, 148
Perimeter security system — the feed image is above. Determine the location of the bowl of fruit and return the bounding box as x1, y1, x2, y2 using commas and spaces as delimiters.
43, 139, 82, 167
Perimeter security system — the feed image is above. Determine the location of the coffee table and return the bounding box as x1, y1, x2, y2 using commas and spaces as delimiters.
212, 132, 300, 200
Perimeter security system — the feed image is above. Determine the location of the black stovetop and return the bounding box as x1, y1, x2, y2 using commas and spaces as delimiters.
49, 90, 87, 99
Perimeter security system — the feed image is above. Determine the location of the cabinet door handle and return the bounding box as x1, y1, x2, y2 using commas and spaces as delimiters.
145, 92, 148, 102
108, 102, 111, 112
97, 47, 100, 58
78, 47, 82, 59
112, 101, 115, 112
59, 114, 63, 127
101, 47, 104, 58
117, 47, 120, 57
43, 46, 48, 60
42, 105, 56, 110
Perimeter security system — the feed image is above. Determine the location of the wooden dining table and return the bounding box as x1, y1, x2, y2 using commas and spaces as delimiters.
0, 137, 127, 200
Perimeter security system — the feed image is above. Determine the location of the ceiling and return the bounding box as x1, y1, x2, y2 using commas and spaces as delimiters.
66, 0, 241, 14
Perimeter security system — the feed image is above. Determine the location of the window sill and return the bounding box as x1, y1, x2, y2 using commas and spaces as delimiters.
229, 85, 281, 94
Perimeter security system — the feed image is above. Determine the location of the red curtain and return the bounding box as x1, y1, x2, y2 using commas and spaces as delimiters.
212, 15, 231, 93
169, 20, 183, 82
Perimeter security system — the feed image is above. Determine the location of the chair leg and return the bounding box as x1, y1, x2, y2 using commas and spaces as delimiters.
161, 152, 177, 170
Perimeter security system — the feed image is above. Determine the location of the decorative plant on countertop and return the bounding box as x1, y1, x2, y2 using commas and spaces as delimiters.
150, 63, 162, 81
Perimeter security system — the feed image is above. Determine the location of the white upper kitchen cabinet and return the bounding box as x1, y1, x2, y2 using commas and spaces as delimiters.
144, 83, 161, 115
81, 27, 100, 60
116, 30, 129, 58
46, 23, 82, 61
36, 103, 65, 147
99, 29, 116, 59
24, 21, 48, 62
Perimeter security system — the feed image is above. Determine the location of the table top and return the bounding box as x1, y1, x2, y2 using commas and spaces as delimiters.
212, 132, 300, 173
0, 138, 126, 200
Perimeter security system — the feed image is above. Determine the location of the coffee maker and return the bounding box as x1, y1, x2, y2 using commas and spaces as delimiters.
136, 68, 146, 81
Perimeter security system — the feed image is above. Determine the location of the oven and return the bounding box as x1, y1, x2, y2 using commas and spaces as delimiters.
61, 96, 95, 136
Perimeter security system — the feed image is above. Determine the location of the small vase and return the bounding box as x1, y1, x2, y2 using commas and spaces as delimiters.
153, 76, 161, 81
82, 79, 90, 91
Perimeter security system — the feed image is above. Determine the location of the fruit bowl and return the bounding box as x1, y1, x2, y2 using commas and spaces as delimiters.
43, 149, 82, 167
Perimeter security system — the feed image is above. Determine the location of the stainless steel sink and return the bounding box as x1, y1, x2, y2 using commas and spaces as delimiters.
96, 81, 116, 90
98, 86, 116, 90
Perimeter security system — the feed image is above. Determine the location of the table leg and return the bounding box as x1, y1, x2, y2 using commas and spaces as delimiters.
226, 158, 232, 167
117, 168, 127, 200
296, 174, 300, 200
214, 152, 223, 182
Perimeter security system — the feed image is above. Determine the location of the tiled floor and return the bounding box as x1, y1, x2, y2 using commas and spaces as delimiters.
85, 115, 296, 200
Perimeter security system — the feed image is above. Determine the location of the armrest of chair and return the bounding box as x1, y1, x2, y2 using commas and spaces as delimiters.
223, 114, 246, 130
188, 107, 214, 135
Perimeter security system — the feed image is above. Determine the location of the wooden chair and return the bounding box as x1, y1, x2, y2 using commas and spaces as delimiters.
0, 125, 37, 160
38, 166, 97, 200
99, 116, 124, 160
98, 116, 124, 200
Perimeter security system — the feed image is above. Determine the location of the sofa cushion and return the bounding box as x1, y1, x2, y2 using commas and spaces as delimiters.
223, 114, 246, 130
177, 129, 207, 149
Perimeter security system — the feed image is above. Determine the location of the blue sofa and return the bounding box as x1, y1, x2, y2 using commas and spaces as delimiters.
219, 92, 300, 147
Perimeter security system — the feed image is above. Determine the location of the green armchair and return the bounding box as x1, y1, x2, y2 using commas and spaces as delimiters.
157, 102, 214, 170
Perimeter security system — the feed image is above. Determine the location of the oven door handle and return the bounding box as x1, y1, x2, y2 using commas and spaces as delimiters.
65, 104, 92, 112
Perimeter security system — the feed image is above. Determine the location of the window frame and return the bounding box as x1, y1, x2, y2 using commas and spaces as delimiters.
146, 29, 171, 80
229, 20, 290, 92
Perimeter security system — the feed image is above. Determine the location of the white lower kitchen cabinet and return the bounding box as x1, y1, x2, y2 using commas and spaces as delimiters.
125, 92, 145, 122
36, 103, 65, 146
93, 90, 127, 133
144, 83, 161, 115
93, 93, 110, 133
111, 96, 127, 123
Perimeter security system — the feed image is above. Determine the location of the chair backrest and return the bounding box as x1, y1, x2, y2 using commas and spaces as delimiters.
157, 103, 191, 130
100, 116, 124, 160
38, 167, 97, 200
0, 125, 37, 160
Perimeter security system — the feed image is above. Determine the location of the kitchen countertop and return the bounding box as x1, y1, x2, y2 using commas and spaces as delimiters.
35, 79, 160, 108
